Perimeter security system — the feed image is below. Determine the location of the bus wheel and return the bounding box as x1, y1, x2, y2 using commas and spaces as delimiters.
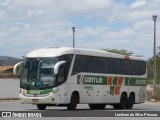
88, 104, 106, 110
37, 104, 47, 110
119, 93, 127, 109
67, 93, 79, 110
126, 94, 135, 109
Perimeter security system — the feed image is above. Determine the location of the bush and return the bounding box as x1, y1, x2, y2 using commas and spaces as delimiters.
147, 87, 160, 101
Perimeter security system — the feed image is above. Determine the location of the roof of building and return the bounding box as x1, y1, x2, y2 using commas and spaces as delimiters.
0, 66, 13, 73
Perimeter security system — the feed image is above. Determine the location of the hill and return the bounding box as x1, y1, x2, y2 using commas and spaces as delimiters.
0, 56, 22, 66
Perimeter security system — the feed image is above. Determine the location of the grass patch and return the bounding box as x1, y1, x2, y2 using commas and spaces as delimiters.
0, 73, 20, 78
0, 98, 20, 102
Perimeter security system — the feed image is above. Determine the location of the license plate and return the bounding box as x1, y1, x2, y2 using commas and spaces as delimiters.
32, 99, 39, 103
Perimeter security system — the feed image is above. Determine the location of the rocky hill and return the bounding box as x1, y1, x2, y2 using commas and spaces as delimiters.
0, 56, 22, 66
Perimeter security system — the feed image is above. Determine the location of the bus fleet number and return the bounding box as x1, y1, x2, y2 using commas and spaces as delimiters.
136, 80, 146, 85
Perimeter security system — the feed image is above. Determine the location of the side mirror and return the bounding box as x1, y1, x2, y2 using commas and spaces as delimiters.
54, 61, 66, 74
13, 62, 23, 74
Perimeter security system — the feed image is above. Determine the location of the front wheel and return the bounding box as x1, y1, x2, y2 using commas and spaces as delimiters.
67, 93, 79, 110
37, 104, 47, 110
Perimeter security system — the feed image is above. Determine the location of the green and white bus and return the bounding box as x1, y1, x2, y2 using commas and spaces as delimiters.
14, 47, 147, 110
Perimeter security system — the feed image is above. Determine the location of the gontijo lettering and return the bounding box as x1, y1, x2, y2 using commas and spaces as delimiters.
84, 77, 103, 84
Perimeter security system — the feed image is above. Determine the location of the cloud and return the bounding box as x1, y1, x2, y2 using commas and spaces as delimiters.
0, 0, 159, 59
0, 0, 12, 6
130, 0, 147, 8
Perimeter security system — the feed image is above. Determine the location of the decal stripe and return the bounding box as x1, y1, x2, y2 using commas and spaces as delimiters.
114, 86, 121, 95
108, 76, 113, 85
118, 77, 124, 86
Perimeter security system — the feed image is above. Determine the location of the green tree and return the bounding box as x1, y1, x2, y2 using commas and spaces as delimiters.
158, 46, 160, 56
147, 46, 160, 84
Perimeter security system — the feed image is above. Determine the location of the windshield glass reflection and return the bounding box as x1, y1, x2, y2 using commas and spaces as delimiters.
21, 58, 59, 89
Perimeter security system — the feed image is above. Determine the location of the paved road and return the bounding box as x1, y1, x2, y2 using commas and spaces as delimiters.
1, 101, 160, 111
0, 101, 160, 120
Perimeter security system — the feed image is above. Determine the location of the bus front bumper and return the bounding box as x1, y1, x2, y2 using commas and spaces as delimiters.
19, 94, 57, 104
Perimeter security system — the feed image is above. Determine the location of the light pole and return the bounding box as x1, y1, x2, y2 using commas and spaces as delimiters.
152, 15, 157, 95
72, 27, 75, 48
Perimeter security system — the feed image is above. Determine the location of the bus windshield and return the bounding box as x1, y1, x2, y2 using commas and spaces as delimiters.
20, 58, 59, 89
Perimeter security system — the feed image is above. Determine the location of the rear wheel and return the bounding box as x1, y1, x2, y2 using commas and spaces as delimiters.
67, 93, 79, 110
126, 94, 135, 109
113, 93, 127, 109
37, 104, 47, 110
119, 93, 127, 109
88, 104, 106, 110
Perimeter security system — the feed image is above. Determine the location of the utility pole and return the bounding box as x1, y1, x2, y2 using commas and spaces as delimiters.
152, 15, 157, 96
72, 27, 75, 48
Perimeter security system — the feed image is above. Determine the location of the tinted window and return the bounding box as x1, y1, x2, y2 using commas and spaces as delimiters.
109, 58, 121, 74
130, 60, 146, 75
97, 57, 109, 73
72, 55, 146, 76
139, 61, 146, 75
72, 55, 85, 74
60, 54, 73, 78
86, 56, 97, 73
121, 60, 130, 75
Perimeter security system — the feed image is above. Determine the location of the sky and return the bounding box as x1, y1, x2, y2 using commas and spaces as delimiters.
0, 0, 160, 59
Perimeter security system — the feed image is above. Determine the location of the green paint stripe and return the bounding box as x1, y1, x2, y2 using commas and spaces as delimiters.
110, 86, 115, 94
113, 76, 118, 85
125, 77, 129, 86
129, 78, 147, 86
27, 88, 53, 95
77, 75, 81, 84
77, 75, 147, 86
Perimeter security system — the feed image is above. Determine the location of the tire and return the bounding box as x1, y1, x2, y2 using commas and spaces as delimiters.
67, 93, 79, 110
37, 104, 47, 110
126, 94, 135, 109
119, 93, 127, 109
88, 104, 106, 110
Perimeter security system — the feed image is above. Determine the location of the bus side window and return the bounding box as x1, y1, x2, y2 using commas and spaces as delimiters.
58, 66, 65, 83
109, 58, 121, 74
72, 55, 85, 75
60, 54, 73, 77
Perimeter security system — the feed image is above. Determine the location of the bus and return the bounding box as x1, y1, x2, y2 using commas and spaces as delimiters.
14, 47, 147, 110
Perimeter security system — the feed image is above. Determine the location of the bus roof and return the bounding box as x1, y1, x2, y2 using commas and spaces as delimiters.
26, 47, 145, 61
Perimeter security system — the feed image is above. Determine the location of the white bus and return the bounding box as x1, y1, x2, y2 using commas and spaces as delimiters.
14, 47, 147, 110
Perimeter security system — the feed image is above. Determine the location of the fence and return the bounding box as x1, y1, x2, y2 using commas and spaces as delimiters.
0, 78, 19, 99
